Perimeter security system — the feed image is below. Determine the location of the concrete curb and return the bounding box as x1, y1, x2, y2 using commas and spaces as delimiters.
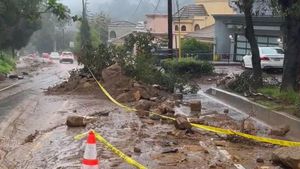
206, 87, 300, 140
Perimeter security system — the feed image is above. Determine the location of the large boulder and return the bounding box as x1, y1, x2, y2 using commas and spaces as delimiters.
135, 99, 155, 111
174, 117, 192, 130
116, 92, 136, 103
272, 147, 300, 169
102, 63, 122, 82
66, 116, 96, 127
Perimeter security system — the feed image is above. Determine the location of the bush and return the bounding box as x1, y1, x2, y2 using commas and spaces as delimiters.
0, 53, 15, 74
181, 38, 212, 52
162, 57, 214, 76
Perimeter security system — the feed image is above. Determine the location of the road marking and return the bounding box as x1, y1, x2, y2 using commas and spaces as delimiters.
0, 82, 20, 92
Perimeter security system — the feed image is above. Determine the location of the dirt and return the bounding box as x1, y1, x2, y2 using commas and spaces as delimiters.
0, 64, 287, 169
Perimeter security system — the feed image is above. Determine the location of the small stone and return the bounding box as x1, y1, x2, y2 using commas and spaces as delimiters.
187, 118, 205, 124
73, 109, 77, 113
173, 93, 183, 100
256, 157, 264, 163
161, 148, 178, 154
214, 140, 227, 147
18, 75, 24, 79
135, 99, 155, 111
66, 116, 96, 127
134, 147, 141, 153
270, 125, 290, 136
149, 113, 161, 120
22, 72, 29, 76
223, 109, 229, 114
133, 90, 142, 101
174, 117, 192, 130
149, 97, 158, 102
232, 155, 241, 162
83, 82, 92, 88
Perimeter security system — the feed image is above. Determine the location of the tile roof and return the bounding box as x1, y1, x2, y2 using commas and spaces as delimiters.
174, 4, 208, 19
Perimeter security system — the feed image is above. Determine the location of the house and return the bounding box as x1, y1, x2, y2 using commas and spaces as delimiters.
145, 14, 168, 47
173, 0, 234, 48
213, 14, 283, 62
108, 21, 136, 45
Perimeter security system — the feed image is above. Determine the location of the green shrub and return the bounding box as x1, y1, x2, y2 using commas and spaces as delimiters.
0, 53, 15, 74
181, 38, 212, 52
162, 57, 214, 76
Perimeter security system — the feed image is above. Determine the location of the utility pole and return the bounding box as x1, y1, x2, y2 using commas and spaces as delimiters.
168, 0, 173, 55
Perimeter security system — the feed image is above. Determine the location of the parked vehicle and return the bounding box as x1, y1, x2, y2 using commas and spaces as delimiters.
42, 53, 49, 58
49, 52, 60, 60
60, 51, 74, 64
242, 47, 284, 69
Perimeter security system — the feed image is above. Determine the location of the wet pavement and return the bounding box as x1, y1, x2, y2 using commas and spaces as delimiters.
0, 62, 284, 169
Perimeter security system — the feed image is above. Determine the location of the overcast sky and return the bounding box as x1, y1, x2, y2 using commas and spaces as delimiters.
60, 0, 194, 22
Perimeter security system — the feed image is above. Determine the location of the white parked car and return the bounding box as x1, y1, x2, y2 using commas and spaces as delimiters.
60, 51, 74, 64
242, 47, 284, 69
49, 52, 60, 60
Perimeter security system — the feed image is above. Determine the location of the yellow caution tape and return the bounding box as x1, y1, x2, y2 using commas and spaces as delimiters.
75, 130, 147, 169
88, 69, 300, 147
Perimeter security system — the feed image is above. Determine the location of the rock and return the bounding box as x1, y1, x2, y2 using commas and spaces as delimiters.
256, 157, 264, 163
150, 97, 159, 102
232, 155, 241, 162
116, 92, 136, 103
190, 101, 202, 112
23, 130, 39, 144
134, 147, 141, 153
0, 74, 6, 81
161, 148, 178, 154
133, 82, 142, 88
187, 118, 205, 124
8, 74, 18, 79
22, 72, 29, 76
135, 99, 155, 111
214, 140, 227, 147
272, 147, 300, 169
133, 90, 142, 101
270, 125, 290, 136
223, 109, 229, 114
243, 120, 256, 134
102, 63, 122, 82
174, 117, 192, 130
66, 116, 96, 127
173, 93, 183, 100
149, 113, 161, 120
158, 102, 175, 115
136, 110, 149, 117
83, 82, 92, 88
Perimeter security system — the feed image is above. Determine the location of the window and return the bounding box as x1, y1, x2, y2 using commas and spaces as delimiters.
175, 25, 179, 31
261, 48, 284, 55
110, 31, 116, 39
194, 24, 200, 31
181, 25, 186, 31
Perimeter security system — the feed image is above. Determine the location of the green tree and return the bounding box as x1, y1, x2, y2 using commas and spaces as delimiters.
275, 0, 300, 91
0, 0, 70, 54
237, 0, 263, 89
90, 13, 110, 45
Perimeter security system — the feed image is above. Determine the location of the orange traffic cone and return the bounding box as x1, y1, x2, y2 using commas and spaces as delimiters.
81, 131, 99, 169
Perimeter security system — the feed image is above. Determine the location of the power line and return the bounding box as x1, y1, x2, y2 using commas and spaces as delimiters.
131, 0, 143, 18
153, 0, 161, 13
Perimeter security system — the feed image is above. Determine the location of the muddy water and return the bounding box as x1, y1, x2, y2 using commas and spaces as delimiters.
0, 63, 282, 169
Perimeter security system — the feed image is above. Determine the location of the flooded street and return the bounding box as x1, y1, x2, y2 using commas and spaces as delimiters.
0, 62, 284, 169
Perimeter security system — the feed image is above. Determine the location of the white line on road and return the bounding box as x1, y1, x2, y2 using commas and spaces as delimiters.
0, 82, 20, 92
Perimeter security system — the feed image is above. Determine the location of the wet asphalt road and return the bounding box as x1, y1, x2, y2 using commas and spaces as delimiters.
0, 61, 78, 135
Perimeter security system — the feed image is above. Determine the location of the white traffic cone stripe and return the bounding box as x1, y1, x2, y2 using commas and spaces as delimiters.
81, 164, 99, 169
83, 144, 97, 159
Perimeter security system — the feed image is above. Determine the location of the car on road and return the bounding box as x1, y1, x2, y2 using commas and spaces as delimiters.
49, 52, 60, 60
242, 47, 284, 69
60, 51, 74, 64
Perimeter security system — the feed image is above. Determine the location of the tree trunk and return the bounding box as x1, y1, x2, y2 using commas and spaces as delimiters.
281, 14, 300, 91
243, 1, 262, 89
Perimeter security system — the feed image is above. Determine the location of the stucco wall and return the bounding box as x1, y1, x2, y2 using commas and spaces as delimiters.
146, 15, 168, 34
